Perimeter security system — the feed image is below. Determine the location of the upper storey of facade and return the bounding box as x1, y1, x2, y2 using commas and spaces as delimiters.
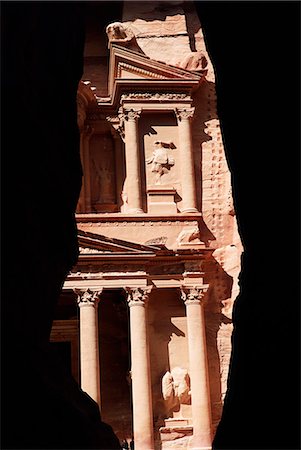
77, 2, 209, 219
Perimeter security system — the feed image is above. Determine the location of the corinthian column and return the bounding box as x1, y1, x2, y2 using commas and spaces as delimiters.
181, 286, 212, 450
75, 288, 102, 409
125, 287, 154, 450
123, 109, 144, 213
175, 108, 198, 213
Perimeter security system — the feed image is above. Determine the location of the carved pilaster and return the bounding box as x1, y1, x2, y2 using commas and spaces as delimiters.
74, 288, 102, 307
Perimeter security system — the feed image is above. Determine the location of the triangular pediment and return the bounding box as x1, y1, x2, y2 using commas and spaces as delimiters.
78, 229, 161, 255
108, 44, 203, 95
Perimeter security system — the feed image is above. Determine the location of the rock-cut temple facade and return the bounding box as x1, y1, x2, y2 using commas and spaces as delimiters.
50, 2, 243, 449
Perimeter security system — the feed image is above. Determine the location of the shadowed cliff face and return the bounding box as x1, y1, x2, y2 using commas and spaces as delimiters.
195, 3, 300, 449
2, 4, 120, 449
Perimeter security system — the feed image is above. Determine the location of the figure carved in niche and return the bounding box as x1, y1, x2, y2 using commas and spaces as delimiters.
92, 159, 115, 205
146, 141, 175, 185
162, 367, 191, 415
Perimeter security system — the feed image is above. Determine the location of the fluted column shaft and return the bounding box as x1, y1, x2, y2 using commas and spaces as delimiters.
75, 288, 102, 409
181, 287, 212, 450
126, 287, 154, 450
123, 109, 143, 213
176, 108, 198, 213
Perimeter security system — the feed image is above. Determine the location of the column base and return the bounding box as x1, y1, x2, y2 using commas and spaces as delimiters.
126, 208, 145, 214
181, 207, 199, 213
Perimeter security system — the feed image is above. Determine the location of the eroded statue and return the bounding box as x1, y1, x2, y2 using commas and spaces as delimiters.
162, 367, 191, 414
106, 22, 135, 46
174, 51, 208, 72
146, 140, 175, 184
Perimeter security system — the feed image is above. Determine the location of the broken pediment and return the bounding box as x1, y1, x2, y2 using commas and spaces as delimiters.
108, 44, 205, 97
78, 229, 161, 255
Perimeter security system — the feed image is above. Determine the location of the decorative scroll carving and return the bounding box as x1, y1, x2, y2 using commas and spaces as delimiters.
125, 286, 152, 307
146, 140, 176, 184
175, 107, 195, 121
162, 367, 191, 413
74, 288, 103, 307
180, 286, 207, 305
121, 92, 190, 100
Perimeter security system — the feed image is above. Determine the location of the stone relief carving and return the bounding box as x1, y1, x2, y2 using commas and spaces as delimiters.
122, 109, 142, 121
144, 236, 168, 245
125, 286, 152, 306
162, 367, 191, 414
92, 158, 115, 205
175, 107, 195, 121
106, 21, 135, 44
180, 286, 207, 305
74, 288, 103, 306
176, 227, 205, 246
146, 141, 176, 184
175, 51, 208, 72
121, 93, 190, 100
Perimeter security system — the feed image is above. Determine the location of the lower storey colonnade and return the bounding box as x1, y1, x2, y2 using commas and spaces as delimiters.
74, 286, 212, 450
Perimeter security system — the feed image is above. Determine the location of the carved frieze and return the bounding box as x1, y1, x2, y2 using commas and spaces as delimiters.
148, 263, 184, 276
121, 93, 191, 100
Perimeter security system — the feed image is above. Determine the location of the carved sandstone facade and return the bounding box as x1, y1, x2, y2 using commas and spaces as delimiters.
51, 3, 242, 450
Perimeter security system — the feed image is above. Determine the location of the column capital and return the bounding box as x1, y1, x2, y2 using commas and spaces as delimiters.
175, 107, 195, 122
180, 285, 208, 306
125, 286, 153, 307
74, 288, 103, 307
122, 108, 142, 122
